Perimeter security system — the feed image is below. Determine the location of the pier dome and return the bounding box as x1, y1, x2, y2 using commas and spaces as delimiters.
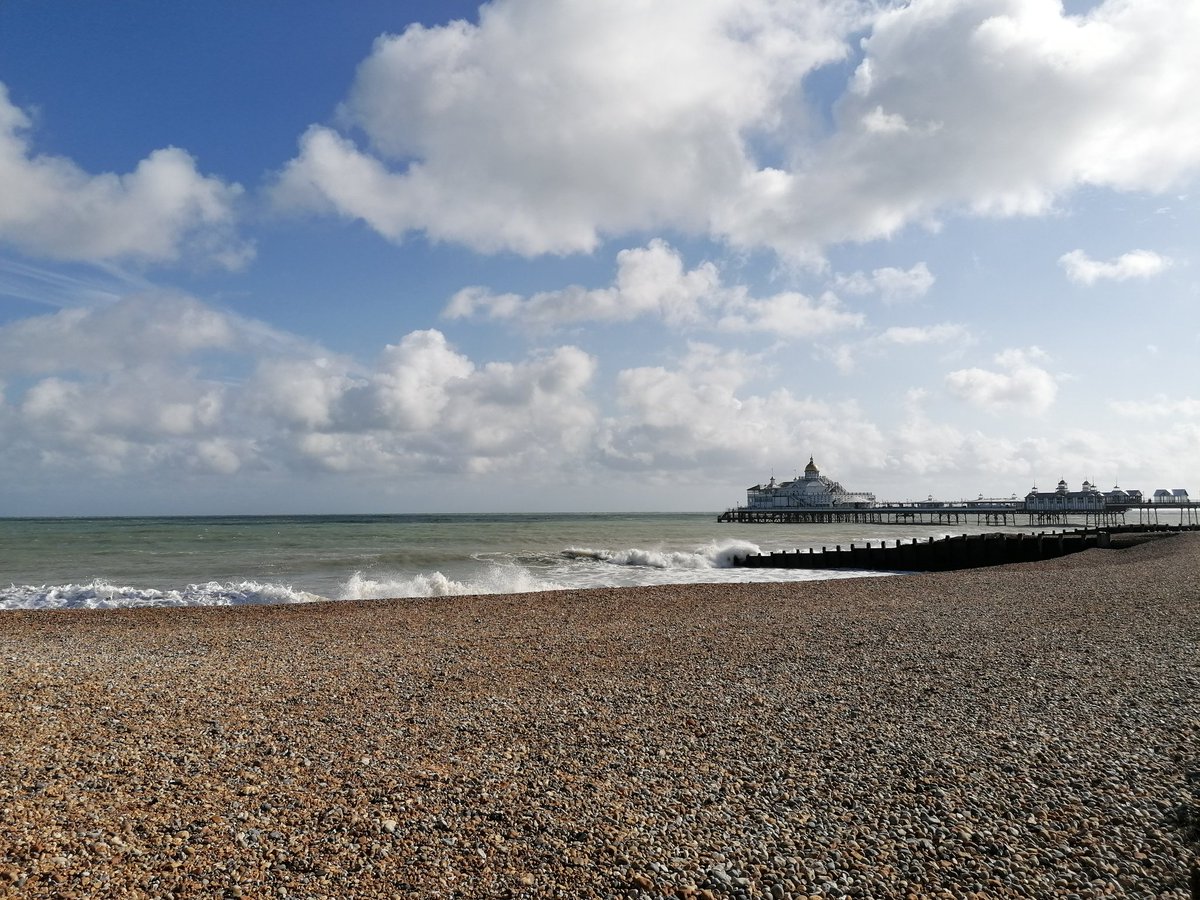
803, 456, 820, 480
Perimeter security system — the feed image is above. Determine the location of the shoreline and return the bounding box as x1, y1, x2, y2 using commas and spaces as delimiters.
3, 537, 1198, 898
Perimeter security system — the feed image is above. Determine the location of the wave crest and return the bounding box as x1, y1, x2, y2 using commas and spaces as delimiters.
562, 538, 762, 570
340, 564, 555, 600
0, 580, 324, 610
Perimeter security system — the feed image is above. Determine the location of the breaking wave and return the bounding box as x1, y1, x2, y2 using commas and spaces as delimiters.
1, 540, 881, 610
340, 563, 556, 600
0, 580, 324, 611
562, 538, 762, 570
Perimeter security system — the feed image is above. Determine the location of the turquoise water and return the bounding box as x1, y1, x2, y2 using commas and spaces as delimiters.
0, 512, 1085, 609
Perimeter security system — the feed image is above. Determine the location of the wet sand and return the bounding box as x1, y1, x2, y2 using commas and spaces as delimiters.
2, 535, 1198, 898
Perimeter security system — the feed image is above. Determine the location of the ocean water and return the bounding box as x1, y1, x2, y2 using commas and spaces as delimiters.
0, 512, 1091, 611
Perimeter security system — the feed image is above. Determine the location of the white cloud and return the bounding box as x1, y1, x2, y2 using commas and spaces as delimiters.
271, 0, 866, 257
833, 262, 935, 303
0, 293, 253, 375
882, 394, 1200, 500
3, 292, 1197, 506
0, 295, 601, 482
861, 105, 912, 135
945, 347, 1059, 415
0, 84, 251, 268
21, 371, 224, 440
445, 240, 721, 328
714, 289, 863, 337
244, 329, 602, 475
871, 263, 937, 303
597, 342, 887, 473
879, 323, 969, 346
0, 295, 306, 477
266, 337, 600, 476
446, 240, 863, 337
1058, 248, 1174, 285
274, 0, 1200, 261
886, 390, 1088, 494
893, 424, 1034, 485
742, 0, 1200, 252
247, 357, 358, 430
1109, 395, 1200, 419
821, 321, 971, 373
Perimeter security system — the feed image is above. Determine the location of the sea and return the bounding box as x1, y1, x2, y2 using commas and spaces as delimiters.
0, 512, 1102, 611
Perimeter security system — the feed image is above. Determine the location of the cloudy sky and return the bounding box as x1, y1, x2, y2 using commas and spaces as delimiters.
0, 0, 1196, 515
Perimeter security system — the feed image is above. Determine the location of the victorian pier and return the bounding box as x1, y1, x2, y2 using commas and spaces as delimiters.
716, 500, 1199, 528
717, 457, 1198, 527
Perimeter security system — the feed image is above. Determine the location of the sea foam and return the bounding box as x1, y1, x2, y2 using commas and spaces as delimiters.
0, 580, 324, 611
340, 563, 556, 600
562, 538, 762, 570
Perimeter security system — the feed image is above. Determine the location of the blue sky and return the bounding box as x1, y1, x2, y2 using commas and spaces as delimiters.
0, 0, 1196, 515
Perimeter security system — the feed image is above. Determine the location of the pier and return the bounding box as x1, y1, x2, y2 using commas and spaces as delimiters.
721, 460, 1198, 528
731, 523, 1200, 573
718, 500, 1199, 528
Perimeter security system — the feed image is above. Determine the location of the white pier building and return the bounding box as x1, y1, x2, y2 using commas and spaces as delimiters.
745, 457, 876, 510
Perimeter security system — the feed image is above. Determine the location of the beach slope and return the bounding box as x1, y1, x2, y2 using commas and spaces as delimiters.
2, 536, 1198, 898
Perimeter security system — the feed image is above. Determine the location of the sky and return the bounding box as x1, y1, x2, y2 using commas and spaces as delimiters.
0, 0, 1196, 516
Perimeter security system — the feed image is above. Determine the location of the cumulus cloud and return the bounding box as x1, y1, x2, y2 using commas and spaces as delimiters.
0, 295, 309, 476
273, 0, 1200, 260
0, 293, 256, 375
597, 342, 887, 473
445, 240, 721, 328
945, 347, 1059, 415
832, 262, 935, 303
5, 293, 1197, 505
271, 0, 865, 257
446, 239, 863, 337
0, 84, 251, 268
252, 337, 599, 476
0, 293, 880, 490
1058, 248, 1174, 285
0, 295, 601, 482
740, 0, 1200, 252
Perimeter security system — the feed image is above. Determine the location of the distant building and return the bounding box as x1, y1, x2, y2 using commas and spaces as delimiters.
745, 457, 876, 510
1172, 488, 1190, 502
1025, 478, 1106, 512
1104, 484, 1142, 507
1153, 489, 1173, 503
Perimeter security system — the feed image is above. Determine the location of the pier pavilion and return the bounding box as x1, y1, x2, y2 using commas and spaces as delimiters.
718, 470, 1198, 527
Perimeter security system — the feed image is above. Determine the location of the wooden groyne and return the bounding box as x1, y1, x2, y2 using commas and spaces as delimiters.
732, 524, 1200, 573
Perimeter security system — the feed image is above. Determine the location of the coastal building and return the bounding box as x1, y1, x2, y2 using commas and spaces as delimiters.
723, 466, 1187, 527
1149, 488, 1192, 503
745, 457, 876, 510
1104, 484, 1143, 506
1024, 479, 1107, 512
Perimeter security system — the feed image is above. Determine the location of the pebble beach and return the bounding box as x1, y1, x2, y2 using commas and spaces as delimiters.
2, 534, 1198, 899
